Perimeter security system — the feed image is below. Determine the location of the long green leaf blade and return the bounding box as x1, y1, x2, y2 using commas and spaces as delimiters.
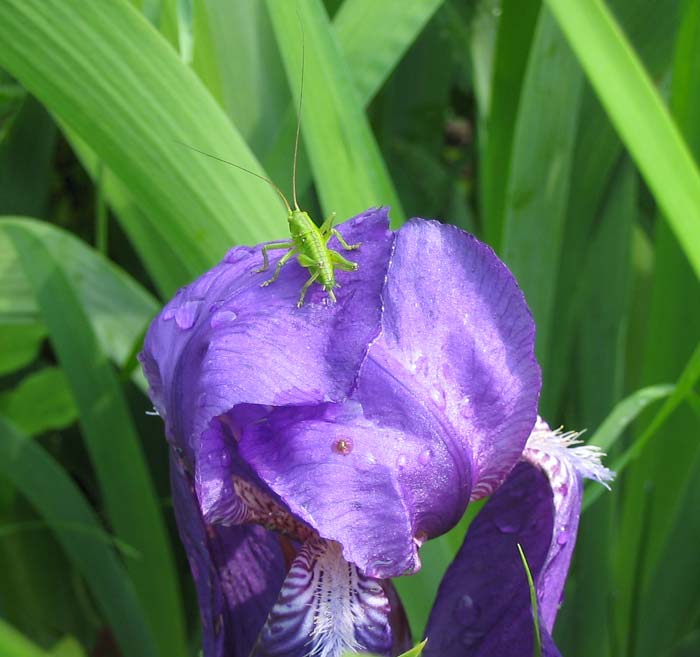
1, 218, 187, 657
264, 0, 404, 224
545, 0, 700, 279
0, 418, 157, 657
0, 0, 284, 280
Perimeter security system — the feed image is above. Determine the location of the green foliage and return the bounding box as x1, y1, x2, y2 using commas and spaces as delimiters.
0, 0, 698, 655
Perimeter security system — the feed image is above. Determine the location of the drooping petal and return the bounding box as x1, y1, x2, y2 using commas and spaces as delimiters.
251, 537, 403, 657
366, 220, 541, 502
170, 453, 287, 657
140, 207, 393, 452
424, 462, 559, 657
424, 419, 613, 656
522, 417, 614, 629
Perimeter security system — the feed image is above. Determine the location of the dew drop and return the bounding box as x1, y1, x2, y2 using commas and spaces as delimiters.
225, 248, 246, 263
175, 299, 201, 329
557, 530, 569, 546
211, 310, 238, 328
429, 386, 446, 409
220, 451, 231, 467
396, 453, 408, 469
418, 448, 433, 465
332, 438, 353, 455
454, 594, 480, 626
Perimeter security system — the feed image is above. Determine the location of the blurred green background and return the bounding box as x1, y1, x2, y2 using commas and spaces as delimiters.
0, 0, 699, 656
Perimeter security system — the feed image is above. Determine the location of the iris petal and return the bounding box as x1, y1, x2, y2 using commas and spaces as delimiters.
240, 220, 540, 579
140, 208, 393, 450
170, 454, 287, 657
425, 419, 612, 656
368, 220, 541, 502
251, 538, 399, 657
424, 462, 558, 657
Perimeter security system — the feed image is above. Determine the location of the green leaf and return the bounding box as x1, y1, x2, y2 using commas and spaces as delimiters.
264, 0, 404, 224
479, 0, 541, 247
0, 367, 77, 437
1, 218, 187, 657
65, 129, 191, 298
0, 418, 157, 657
0, 323, 46, 376
192, 0, 289, 157
398, 639, 428, 657
48, 637, 86, 657
0, 0, 284, 282
585, 341, 700, 510
517, 544, 543, 657
263, 0, 443, 201
587, 384, 673, 452
545, 0, 700, 280
500, 7, 583, 372
334, 0, 444, 104
0, 618, 48, 657
0, 217, 157, 386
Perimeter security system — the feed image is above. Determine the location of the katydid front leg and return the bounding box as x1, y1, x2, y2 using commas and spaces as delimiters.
261, 248, 298, 287
255, 241, 294, 273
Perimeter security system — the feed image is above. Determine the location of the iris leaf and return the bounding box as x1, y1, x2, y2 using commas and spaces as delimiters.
545, 0, 700, 279
517, 543, 543, 657
264, 0, 405, 224
0, 0, 284, 284
0, 418, 157, 657
0, 218, 186, 657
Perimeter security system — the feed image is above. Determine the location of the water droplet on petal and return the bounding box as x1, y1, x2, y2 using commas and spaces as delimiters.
430, 387, 446, 408
454, 594, 481, 626
175, 299, 201, 329
396, 453, 408, 469
332, 438, 353, 455
557, 530, 569, 546
211, 310, 238, 328
225, 248, 246, 263
418, 448, 433, 465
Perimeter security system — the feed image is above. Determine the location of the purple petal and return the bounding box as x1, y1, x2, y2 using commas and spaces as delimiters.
424, 462, 559, 657
170, 453, 287, 657
240, 220, 540, 578
251, 538, 399, 657
522, 418, 613, 629
140, 208, 393, 451
238, 402, 425, 578
368, 220, 541, 502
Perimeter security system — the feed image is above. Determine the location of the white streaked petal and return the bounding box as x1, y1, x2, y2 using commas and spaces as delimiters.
252, 538, 393, 657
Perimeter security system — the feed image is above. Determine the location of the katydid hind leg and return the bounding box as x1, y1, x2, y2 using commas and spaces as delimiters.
319, 212, 337, 235
261, 247, 298, 287
296, 253, 316, 269
255, 241, 294, 273
330, 228, 361, 251
329, 249, 359, 272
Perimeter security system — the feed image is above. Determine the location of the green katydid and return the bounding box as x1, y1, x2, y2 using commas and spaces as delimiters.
180, 32, 361, 308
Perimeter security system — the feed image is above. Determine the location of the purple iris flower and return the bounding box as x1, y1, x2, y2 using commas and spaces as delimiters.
140, 208, 612, 657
